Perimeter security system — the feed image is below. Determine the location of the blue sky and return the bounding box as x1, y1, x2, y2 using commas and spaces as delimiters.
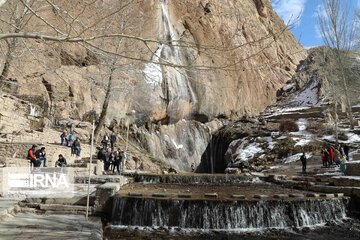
272, 0, 360, 47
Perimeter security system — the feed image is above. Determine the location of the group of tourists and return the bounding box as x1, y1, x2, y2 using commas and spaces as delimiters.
97, 148, 126, 174
321, 144, 349, 168
60, 131, 81, 157
100, 132, 117, 151
27, 145, 67, 168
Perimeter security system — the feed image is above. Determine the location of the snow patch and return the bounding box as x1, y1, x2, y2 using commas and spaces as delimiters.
297, 118, 307, 131
332, 176, 360, 180
345, 133, 360, 143
291, 79, 319, 107
315, 172, 343, 176
264, 137, 276, 150
238, 142, 264, 161
294, 138, 311, 147
283, 83, 295, 92
278, 106, 311, 113
283, 153, 312, 164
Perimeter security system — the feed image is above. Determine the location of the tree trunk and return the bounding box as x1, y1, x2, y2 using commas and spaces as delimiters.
0, 38, 17, 80
334, 101, 339, 144
337, 54, 354, 129
94, 67, 115, 141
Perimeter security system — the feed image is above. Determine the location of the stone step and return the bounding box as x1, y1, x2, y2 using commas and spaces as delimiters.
308, 184, 360, 196
330, 176, 360, 187
352, 153, 360, 161
74, 159, 97, 164
345, 161, 360, 176
23, 196, 95, 206
39, 204, 92, 213
3, 157, 31, 167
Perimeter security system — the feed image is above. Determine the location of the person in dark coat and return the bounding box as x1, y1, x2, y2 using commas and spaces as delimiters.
112, 150, 122, 174
300, 152, 307, 173
343, 144, 350, 160
56, 154, 67, 167
110, 132, 117, 150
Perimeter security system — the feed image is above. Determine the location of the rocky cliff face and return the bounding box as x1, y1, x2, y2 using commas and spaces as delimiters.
0, 0, 305, 124
0, 0, 306, 172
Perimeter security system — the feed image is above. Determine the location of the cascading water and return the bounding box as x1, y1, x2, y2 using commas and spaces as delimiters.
143, 0, 197, 121
110, 198, 348, 230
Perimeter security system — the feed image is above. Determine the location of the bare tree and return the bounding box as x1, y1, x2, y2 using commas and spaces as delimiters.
0, 0, 32, 79
317, 0, 358, 129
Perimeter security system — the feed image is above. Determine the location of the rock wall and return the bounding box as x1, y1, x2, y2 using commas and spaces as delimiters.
135, 119, 224, 171
0, 0, 305, 124
0, 0, 306, 172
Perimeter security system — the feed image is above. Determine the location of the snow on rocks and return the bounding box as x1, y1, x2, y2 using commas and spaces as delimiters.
290, 79, 319, 107
294, 138, 311, 147
226, 138, 264, 163
283, 153, 312, 164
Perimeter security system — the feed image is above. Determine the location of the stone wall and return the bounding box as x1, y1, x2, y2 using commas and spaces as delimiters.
0, 142, 32, 159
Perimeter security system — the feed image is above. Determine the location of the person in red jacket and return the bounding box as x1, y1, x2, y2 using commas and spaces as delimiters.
328, 146, 334, 165
27, 145, 38, 166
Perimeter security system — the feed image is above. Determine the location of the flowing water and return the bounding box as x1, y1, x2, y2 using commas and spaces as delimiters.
110, 197, 348, 230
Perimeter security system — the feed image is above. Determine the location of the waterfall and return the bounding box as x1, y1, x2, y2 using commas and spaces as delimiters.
143, 0, 197, 121
111, 198, 349, 230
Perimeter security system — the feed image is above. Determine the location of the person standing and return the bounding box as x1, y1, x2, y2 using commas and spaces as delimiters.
300, 152, 307, 173
72, 139, 81, 157
67, 131, 76, 147
60, 131, 67, 145
110, 132, 117, 150
343, 144, 350, 160
102, 134, 110, 150
112, 150, 122, 174
120, 150, 127, 173
328, 146, 334, 165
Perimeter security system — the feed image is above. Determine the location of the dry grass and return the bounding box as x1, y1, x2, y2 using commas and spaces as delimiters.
279, 119, 299, 133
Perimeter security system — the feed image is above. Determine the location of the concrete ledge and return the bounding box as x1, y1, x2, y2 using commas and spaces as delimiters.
128, 192, 143, 197
178, 194, 192, 198
97, 182, 121, 191
273, 194, 288, 199
254, 194, 268, 199
204, 193, 218, 198
39, 204, 90, 212
320, 193, 335, 198
335, 193, 344, 197
289, 194, 304, 198
152, 193, 167, 198
306, 193, 320, 198
231, 194, 245, 199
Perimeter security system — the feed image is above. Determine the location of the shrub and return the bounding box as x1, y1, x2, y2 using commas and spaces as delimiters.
82, 110, 99, 123
306, 121, 326, 134
296, 140, 323, 153
279, 119, 299, 133
272, 137, 296, 159
338, 132, 348, 141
